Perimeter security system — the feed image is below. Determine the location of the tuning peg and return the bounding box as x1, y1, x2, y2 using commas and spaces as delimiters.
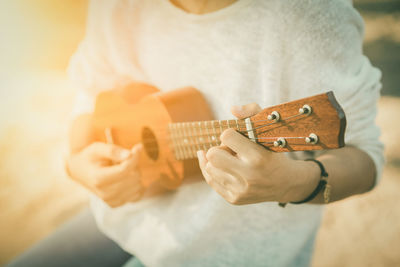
305, 133, 318, 144
273, 137, 286, 148
299, 104, 312, 115
267, 111, 280, 122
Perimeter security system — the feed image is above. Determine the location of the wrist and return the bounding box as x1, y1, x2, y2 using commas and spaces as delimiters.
279, 160, 321, 203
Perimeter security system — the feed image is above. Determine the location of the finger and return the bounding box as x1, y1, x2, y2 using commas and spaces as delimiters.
205, 162, 236, 188
218, 145, 236, 155
106, 179, 143, 201
206, 147, 242, 174
101, 172, 143, 204
197, 150, 212, 184
199, 150, 236, 189
198, 151, 236, 201
231, 103, 262, 119
131, 143, 143, 154
203, 163, 236, 203
106, 186, 143, 208
88, 142, 131, 163
220, 128, 263, 158
95, 154, 140, 186
97, 169, 142, 191
127, 143, 142, 167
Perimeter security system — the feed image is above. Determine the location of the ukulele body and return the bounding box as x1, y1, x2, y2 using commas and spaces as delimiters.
92, 84, 213, 189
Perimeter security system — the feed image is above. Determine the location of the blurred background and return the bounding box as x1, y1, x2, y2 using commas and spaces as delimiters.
0, 0, 399, 266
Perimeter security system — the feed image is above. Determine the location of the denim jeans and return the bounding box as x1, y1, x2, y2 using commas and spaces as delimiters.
6, 208, 141, 267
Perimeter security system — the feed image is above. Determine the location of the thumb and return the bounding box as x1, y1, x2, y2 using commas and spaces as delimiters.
231, 103, 262, 119
130, 143, 143, 164
87, 142, 131, 162
131, 143, 143, 154
107, 143, 142, 164
111, 145, 132, 162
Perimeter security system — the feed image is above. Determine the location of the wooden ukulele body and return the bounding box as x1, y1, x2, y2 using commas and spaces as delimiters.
92, 84, 213, 189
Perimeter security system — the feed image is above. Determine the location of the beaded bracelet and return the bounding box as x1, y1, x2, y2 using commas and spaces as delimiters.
278, 159, 330, 207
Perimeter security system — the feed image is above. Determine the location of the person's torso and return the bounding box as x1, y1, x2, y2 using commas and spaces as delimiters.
90, 1, 324, 266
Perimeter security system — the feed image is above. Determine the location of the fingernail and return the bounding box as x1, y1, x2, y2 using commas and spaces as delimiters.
197, 150, 203, 159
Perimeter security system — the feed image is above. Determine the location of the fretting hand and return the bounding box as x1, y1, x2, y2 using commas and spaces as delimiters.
197, 103, 320, 205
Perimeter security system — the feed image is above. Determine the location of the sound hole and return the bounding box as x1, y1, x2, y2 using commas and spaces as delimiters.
141, 127, 159, 161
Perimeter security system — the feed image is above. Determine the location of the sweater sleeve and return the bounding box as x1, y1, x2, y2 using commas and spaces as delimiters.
282, 0, 384, 184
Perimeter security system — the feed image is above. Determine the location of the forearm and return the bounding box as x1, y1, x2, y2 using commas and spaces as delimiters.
305, 146, 376, 204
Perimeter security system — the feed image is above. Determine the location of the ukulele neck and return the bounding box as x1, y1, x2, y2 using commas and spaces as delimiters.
167, 92, 346, 161
168, 119, 248, 160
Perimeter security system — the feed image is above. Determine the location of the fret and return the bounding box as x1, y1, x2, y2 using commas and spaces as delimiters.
244, 118, 256, 142
235, 119, 240, 131
177, 124, 185, 160
182, 123, 195, 158
169, 119, 247, 160
168, 124, 174, 158
173, 123, 182, 159
209, 121, 217, 142
205, 121, 214, 148
186, 123, 195, 158
191, 122, 202, 152
180, 124, 187, 159
191, 123, 199, 156
169, 124, 179, 160
184, 123, 192, 156
178, 123, 189, 159
170, 124, 178, 160
190, 123, 198, 157
190, 123, 198, 158
198, 122, 208, 150
211, 121, 218, 145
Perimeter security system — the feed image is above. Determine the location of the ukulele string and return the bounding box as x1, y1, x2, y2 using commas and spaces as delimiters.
113, 118, 273, 140
107, 112, 311, 148
239, 113, 308, 133
108, 126, 250, 136
255, 136, 307, 140
139, 136, 312, 145
105, 112, 307, 140
135, 129, 249, 144
135, 141, 313, 154
139, 135, 308, 145
116, 112, 308, 138
107, 125, 251, 145
137, 136, 316, 154
174, 113, 305, 134
123, 126, 311, 146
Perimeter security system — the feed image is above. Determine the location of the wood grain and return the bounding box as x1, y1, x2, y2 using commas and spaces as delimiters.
250, 92, 346, 152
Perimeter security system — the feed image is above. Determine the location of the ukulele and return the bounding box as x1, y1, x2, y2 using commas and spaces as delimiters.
91, 83, 346, 189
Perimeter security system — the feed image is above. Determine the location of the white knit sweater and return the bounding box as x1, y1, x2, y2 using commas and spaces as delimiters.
68, 0, 384, 266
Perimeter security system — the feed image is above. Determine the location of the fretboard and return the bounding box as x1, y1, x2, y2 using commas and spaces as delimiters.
168, 119, 248, 160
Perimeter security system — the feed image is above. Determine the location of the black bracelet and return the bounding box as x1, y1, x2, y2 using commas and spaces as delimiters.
278, 159, 329, 207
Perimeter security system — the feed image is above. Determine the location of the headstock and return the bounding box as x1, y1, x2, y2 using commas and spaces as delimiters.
249, 92, 346, 152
